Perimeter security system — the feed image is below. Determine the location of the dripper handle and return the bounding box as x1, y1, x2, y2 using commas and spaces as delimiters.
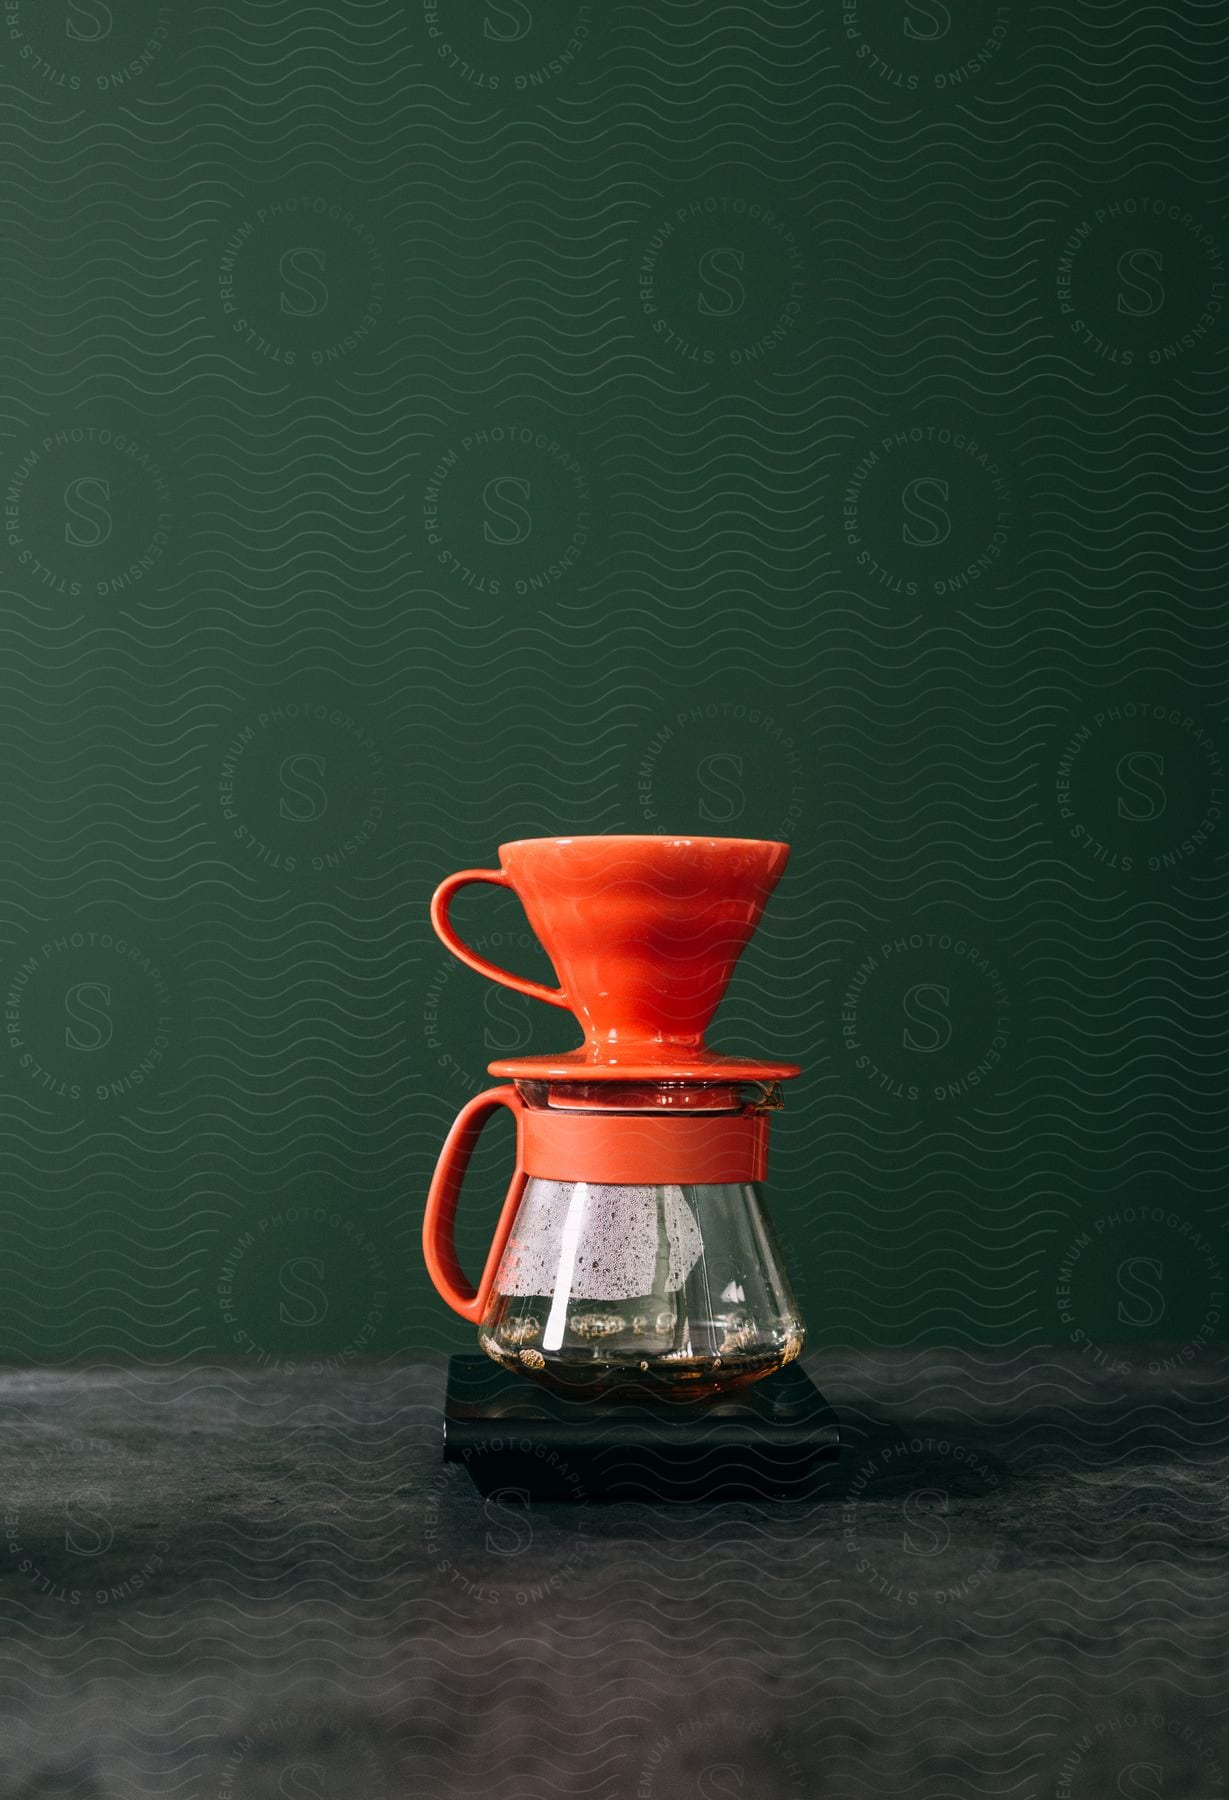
430, 868, 570, 1010
423, 1085, 527, 1323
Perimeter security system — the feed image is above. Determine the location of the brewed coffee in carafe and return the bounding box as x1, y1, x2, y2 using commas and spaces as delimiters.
421, 836, 808, 1400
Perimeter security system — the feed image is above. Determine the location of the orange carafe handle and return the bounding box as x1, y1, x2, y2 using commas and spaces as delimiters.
430, 868, 570, 1010
422, 1085, 528, 1323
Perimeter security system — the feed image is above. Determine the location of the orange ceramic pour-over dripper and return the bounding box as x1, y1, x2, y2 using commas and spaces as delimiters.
429, 834, 801, 1082
422, 835, 805, 1398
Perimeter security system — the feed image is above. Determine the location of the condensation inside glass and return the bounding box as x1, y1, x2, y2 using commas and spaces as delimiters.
499, 1179, 704, 1299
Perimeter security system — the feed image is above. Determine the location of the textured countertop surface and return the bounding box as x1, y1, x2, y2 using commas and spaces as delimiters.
0, 1348, 1224, 1798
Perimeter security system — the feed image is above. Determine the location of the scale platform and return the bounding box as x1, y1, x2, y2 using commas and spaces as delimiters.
443, 1354, 841, 1503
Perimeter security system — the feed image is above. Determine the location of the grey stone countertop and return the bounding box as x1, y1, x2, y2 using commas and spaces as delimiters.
0, 1347, 1223, 1799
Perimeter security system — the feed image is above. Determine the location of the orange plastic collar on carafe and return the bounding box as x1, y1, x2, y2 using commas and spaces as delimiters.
521, 1106, 769, 1184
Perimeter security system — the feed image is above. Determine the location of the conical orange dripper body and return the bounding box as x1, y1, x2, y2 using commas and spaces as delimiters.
430, 835, 796, 1077
507, 835, 787, 1052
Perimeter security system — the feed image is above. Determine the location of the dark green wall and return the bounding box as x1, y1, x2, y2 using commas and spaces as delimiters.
1, 1, 1225, 1361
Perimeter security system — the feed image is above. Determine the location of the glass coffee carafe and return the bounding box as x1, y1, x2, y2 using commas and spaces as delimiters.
426, 1077, 804, 1399
421, 834, 808, 1401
